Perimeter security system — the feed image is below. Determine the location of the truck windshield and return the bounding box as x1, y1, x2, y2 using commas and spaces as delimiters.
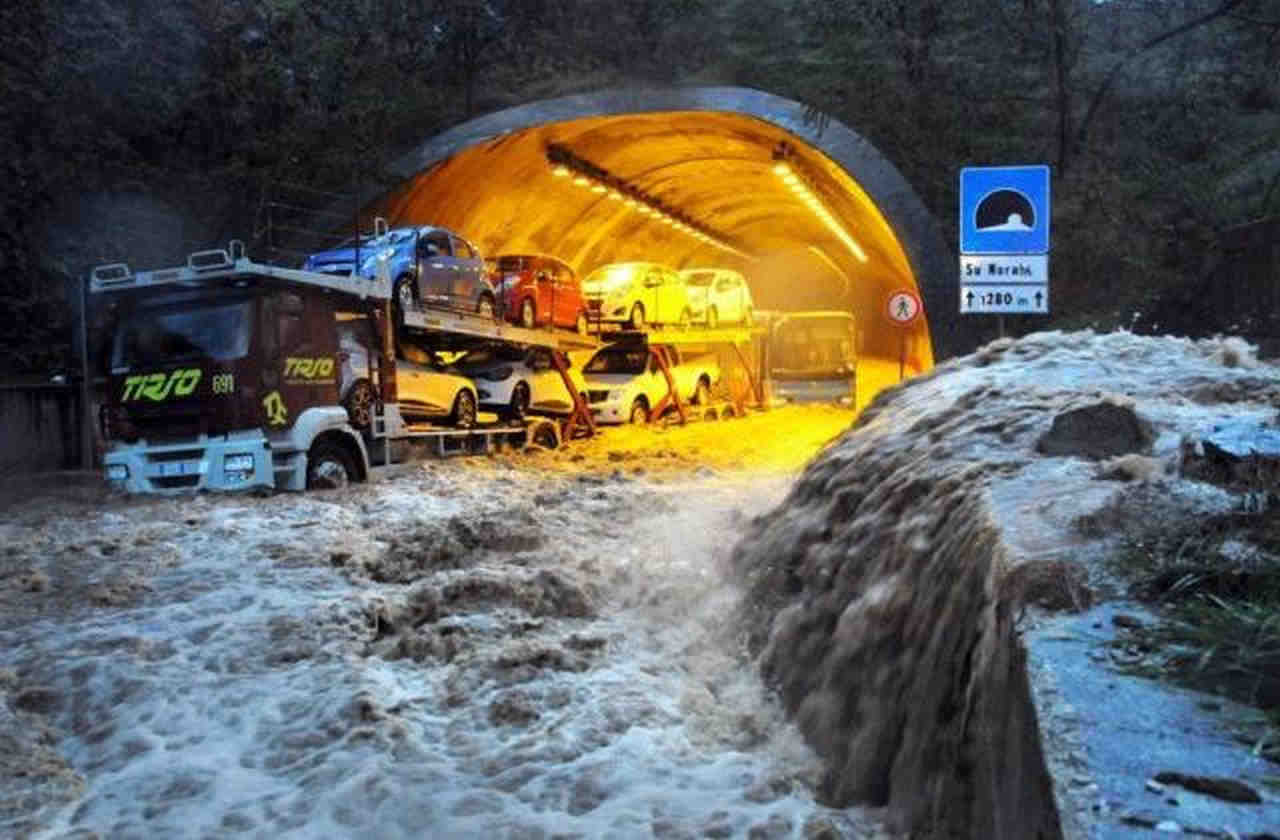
112, 299, 253, 368
771, 316, 857, 379
584, 348, 648, 374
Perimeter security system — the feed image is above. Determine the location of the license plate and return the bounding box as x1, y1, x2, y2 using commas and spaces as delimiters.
158, 461, 197, 476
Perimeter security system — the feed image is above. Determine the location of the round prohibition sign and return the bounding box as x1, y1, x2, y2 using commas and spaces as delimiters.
886, 289, 923, 326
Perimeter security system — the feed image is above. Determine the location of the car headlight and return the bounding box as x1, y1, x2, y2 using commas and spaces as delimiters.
224, 453, 255, 473
106, 463, 129, 481
477, 366, 513, 382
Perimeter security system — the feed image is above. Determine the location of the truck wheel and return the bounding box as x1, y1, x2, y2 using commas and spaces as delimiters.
508, 382, 530, 420
343, 379, 376, 431
307, 441, 354, 490
451, 390, 477, 428
520, 299, 536, 329
629, 399, 649, 425
628, 303, 645, 330
693, 378, 711, 406
706, 306, 719, 329
477, 293, 496, 319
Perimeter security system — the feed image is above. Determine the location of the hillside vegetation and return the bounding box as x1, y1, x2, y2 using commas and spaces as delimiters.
2, 0, 1277, 370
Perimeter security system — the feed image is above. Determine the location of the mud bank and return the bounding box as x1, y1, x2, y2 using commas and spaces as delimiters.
731, 331, 1280, 839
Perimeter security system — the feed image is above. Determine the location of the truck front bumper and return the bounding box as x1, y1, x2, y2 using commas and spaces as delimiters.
104, 430, 275, 494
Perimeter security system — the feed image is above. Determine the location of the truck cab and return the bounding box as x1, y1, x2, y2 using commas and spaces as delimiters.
94, 252, 381, 493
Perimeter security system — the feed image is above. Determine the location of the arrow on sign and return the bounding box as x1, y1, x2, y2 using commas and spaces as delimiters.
966, 290, 974, 308
1035, 291, 1043, 307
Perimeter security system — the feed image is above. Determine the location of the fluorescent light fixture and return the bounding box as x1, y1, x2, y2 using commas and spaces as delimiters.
774, 159, 869, 264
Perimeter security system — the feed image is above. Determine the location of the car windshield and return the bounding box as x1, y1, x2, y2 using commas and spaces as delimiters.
455, 346, 524, 368
683, 272, 716, 287
495, 256, 532, 272
770, 317, 857, 379
113, 298, 253, 368
583, 266, 637, 287
584, 348, 648, 374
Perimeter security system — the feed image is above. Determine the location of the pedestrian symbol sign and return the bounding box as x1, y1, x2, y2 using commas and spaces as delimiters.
887, 289, 922, 326
959, 165, 1050, 315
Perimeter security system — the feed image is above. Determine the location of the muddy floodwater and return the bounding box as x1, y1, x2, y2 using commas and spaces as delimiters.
1, 406, 882, 839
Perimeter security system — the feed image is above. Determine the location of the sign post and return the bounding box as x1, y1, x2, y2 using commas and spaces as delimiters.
886, 289, 922, 380
959, 165, 1051, 322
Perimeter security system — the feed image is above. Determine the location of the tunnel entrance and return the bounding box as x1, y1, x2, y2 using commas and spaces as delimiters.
365, 87, 957, 373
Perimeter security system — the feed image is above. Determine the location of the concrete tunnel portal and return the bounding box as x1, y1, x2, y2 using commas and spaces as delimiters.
365, 87, 958, 386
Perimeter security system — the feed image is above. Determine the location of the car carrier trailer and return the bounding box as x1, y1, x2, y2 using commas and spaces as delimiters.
90, 242, 601, 494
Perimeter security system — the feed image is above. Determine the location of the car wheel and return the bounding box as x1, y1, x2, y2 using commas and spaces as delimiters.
629, 399, 648, 425
393, 275, 416, 327
477, 293, 496, 320
343, 378, 376, 431
508, 381, 530, 421
520, 299, 536, 329
628, 303, 645, 330
576, 311, 589, 335
693, 377, 711, 406
450, 389, 477, 429
306, 441, 354, 490
706, 306, 718, 329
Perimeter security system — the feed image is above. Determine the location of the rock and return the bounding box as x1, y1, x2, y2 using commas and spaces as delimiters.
1097, 454, 1164, 482
1003, 558, 1094, 612
1112, 614, 1144, 630
1036, 400, 1153, 460
12, 686, 61, 715
1182, 421, 1280, 489
801, 816, 843, 839
732, 458, 1063, 839
747, 815, 792, 840
1152, 771, 1262, 804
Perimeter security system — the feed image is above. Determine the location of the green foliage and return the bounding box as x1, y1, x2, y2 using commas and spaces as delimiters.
0, 0, 1276, 373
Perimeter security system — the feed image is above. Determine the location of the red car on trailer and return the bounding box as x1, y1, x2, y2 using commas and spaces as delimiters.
487, 254, 590, 335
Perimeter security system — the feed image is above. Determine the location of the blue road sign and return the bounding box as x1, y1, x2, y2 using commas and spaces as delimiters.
959, 165, 1050, 254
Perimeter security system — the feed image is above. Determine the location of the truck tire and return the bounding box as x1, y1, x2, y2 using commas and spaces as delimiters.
307, 441, 355, 490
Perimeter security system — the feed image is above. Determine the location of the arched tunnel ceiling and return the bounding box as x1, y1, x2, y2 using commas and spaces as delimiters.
367, 87, 965, 360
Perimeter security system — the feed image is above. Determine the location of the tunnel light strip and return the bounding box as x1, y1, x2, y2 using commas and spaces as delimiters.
546, 144, 756, 261
772, 161, 868, 264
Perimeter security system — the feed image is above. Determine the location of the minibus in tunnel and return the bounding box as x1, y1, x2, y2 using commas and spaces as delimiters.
762, 311, 858, 406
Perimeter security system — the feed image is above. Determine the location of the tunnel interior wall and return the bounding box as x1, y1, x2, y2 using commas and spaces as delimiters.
364, 87, 969, 363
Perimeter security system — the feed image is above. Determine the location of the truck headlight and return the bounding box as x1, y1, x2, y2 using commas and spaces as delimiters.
106, 464, 129, 481
224, 453, 255, 476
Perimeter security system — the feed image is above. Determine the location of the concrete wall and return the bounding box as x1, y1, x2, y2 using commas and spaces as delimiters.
0, 384, 86, 474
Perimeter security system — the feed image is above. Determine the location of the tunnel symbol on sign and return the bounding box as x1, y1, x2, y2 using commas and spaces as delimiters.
975, 189, 1035, 232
